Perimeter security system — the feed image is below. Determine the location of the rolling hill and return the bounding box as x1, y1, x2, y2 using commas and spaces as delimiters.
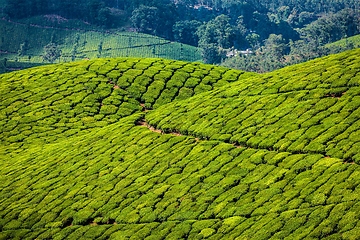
326, 34, 360, 50
0, 48, 360, 239
0, 16, 201, 73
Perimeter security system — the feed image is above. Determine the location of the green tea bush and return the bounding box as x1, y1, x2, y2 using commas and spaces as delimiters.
1, 49, 360, 239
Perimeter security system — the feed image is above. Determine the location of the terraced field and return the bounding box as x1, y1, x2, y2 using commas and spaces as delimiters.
0, 18, 201, 72
0, 49, 360, 239
326, 34, 360, 50
0, 58, 253, 148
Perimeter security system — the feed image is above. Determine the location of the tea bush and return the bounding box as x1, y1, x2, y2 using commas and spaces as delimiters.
1, 49, 360, 239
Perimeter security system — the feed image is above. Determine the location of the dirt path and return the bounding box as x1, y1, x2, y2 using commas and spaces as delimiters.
135, 118, 198, 139
136, 119, 164, 134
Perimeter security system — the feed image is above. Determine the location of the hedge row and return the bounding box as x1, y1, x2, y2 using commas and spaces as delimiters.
1, 114, 360, 239
0, 57, 253, 147
1, 49, 360, 239
146, 49, 360, 162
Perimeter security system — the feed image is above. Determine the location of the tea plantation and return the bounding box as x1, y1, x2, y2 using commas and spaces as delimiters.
0, 18, 201, 72
326, 34, 360, 50
0, 49, 360, 239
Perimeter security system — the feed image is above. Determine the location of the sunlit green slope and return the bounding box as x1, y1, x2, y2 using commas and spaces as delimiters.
326, 35, 360, 49
1, 49, 360, 239
148, 49, 360, 162
0, 58, 252, 149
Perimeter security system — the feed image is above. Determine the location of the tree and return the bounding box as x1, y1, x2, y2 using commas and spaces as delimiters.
288, 39, 326, 64
97, 41, 103, 58
197, 14, 236, 63
220, 0, 255, 23
297, 12, 316, 27
18, 42, 27, 57
264, 34, 288, 60
200, 43, 223, 64
301, 9, 360, 45
254, 34, 289, 71
43, 43, 61, 63
173, 20, 201, 46
0, 58, 7, 73
248, 11, 274, 39
234, 16, 248, 48
131, 3, 177, 39
85, 0, 113, 27
245, 33, 260, 49
4, 0, 31, 18
213, 14, 235, 49
131, 5, 159, 35
97, 7, 112, 27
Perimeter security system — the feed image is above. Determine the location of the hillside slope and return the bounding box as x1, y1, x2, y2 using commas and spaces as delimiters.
0, 58, 252, 148
326, 35, 360, 50
0, 17, 201, 72
147, 49, 360, 162
1, 49, 360, 239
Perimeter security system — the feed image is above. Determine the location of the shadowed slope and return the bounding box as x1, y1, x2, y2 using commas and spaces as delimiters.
0, 17, 202, 72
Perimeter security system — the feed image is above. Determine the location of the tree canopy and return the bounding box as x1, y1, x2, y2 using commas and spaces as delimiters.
2, 0, 360, 71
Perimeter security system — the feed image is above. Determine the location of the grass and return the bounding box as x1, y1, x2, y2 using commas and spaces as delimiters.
0, 49, 360, 239
0, 16, 202, 73
326, 34, 360, 49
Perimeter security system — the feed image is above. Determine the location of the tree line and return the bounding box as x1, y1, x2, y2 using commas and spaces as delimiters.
3, 0, 360, 71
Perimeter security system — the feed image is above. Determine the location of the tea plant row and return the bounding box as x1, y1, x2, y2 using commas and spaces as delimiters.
1, 49, 360, 239
0, 57, 253, 148
147, 49, 360, 162
0, 19, 201, 70
1, 114, 360, 239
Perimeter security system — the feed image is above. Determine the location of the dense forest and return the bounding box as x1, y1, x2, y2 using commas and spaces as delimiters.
2, 0, 360, 71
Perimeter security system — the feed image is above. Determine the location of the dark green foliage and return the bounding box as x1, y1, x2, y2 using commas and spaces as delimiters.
2, 0, 360, 75
42, 43, 61, 63
0, 19, 201, 74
